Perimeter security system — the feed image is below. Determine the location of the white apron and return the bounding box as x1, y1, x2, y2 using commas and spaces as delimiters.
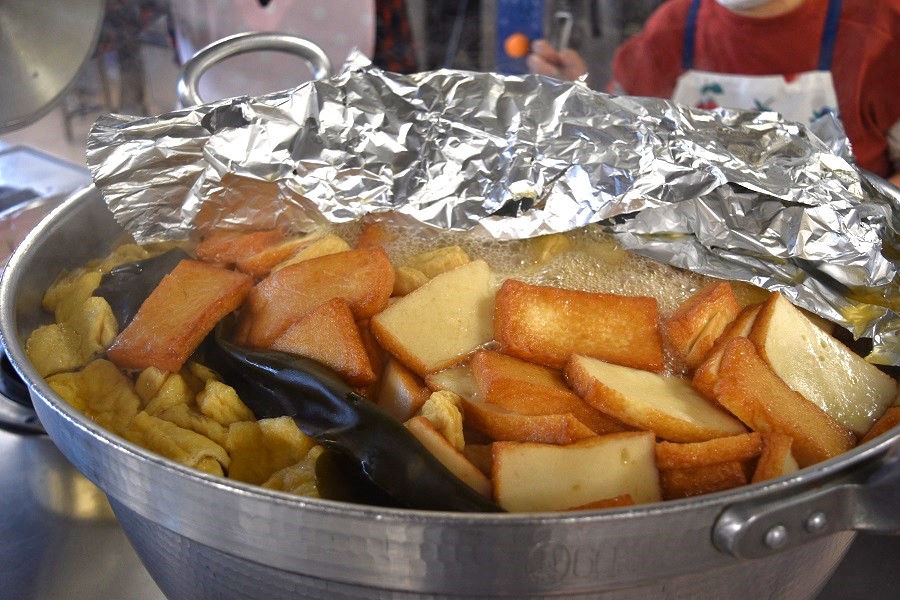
671, 0, 842, 125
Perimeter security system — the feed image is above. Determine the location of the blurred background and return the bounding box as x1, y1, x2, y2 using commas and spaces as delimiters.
0, 0, 666, 168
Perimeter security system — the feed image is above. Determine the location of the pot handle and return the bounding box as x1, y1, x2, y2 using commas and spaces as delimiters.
177, 32, 332, 108
713, 439, 900, 559
0, 351, 44, 434
0, 391, 43, 434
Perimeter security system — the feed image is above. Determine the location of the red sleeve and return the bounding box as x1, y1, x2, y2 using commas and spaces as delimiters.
840, 1, 900, 175
606, 0, 691, 98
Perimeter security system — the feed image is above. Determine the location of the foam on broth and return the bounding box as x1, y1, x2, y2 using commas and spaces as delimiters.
334, 219, 715, 318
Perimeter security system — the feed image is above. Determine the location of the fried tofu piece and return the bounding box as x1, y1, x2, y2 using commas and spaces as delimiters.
261, 445, 324, 497
424, 363, 480, 400
355, 220, 398, 249
712, 337, 856, 467
124, 411, 230, 476
419, 390, 465, 451
660, 461, 747, 500
108, 260, 252, 373
748, 293, 897, 436
42, 270, 102, 323
392, 266, 429, 296
859, 406, 900, 445
376, 358, 431, 421
423, 362, 595, 444
565, 494, 635, 511
356, 320, 386, 383
26, 324, 85, 377
270, 298, 377, 387
751, 432, 799, 483
404, 245, 470, 279
225, 417, 319, 485
89, 243, 154, 273
494, 280, 664, 371
142, 371, 194, 416
566, 354, 746, 443
134, 367, 171, 405
26, 296, 118, 377
463, 397, 596, 445
234, 233, 322, 279
527, 233, 571, 265
655, 432, 763, 470
493, 432, 661, 512
406, 416, 491, 497
196, 380, 256, 425
180, 361, 220, 394
462, 443, 493, 477
196, 228, 285, 265
692, 303, 762, 399
271, 233, 352, 272
239, 247, 393, 347
370, 260, 495, 376
578, 234, 627, 266
155, 402, 229, 447
471, 350, 628, 435
729, 281, 771, 308
46, 359, 140, 436
663, 282, 741, 370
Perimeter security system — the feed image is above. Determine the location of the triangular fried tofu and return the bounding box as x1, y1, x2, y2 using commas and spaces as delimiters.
271, 298, 376, 387
238, 247, 394, 347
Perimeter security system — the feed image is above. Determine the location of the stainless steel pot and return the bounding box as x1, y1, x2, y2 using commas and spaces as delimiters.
1, 186, 898, 599
0, 0, 104, 133
176, 31, 332, 108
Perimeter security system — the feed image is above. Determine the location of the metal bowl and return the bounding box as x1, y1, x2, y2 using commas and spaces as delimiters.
1, 186, 897, 599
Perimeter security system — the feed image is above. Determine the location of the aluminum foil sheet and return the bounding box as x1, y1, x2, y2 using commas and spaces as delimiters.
85, 65, 899, 365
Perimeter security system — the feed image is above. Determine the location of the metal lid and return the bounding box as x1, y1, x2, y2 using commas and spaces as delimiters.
0, 0, 104, 133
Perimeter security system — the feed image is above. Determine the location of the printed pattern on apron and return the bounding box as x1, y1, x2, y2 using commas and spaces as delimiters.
671, 0, 842, 125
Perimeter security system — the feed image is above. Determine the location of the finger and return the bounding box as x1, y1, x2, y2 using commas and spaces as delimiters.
530, 39, 560, 62
559, 49, 589, 80
526, 54, 560, 78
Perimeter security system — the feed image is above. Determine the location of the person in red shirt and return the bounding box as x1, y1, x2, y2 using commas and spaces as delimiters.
527, 0, 900, 185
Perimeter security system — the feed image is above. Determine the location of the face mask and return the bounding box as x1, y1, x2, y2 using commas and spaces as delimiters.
715, 0, 773, 10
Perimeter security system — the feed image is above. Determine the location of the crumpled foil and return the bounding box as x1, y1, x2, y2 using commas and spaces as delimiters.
86, 64, 899, 365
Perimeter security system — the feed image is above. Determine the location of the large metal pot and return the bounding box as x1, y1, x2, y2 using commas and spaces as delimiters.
1, 186, 898, 599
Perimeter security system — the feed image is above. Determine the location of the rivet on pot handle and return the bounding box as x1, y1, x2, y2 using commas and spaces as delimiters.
713, 441, 900, 559
177, 32, 332, 108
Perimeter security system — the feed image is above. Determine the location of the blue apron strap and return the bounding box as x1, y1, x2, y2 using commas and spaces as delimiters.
682, 0, 702, 71
817, 0, 842, 71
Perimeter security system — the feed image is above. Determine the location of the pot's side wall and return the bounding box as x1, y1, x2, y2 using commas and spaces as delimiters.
32, 392, 857, 598
111, 496, 854, 600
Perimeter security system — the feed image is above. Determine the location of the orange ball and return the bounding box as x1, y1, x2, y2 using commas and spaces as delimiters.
504, 32, 531, 59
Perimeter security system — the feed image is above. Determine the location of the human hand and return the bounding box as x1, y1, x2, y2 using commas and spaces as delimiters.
888, 172, 900, 188
526, 39, 588, 82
